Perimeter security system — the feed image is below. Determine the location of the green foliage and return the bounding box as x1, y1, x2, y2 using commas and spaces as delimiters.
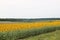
0, 26, 60, 40
0, 18, 60, 22
22, 30, 60, 40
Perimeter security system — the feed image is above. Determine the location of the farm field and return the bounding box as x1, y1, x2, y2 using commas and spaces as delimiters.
0, 20, 60, 32
20, 30, 60, 40
0, 18, 60, 40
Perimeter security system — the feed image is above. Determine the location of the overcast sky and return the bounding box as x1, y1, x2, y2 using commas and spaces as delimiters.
0, 0, 60, 18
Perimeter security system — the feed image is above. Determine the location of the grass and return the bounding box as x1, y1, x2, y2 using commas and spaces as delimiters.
19, 30, 60, 40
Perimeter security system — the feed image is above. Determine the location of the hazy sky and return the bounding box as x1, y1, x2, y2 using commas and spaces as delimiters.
0, 0, 60, 18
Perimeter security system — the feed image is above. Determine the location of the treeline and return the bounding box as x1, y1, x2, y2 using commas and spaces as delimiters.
0, 18, 60, 22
